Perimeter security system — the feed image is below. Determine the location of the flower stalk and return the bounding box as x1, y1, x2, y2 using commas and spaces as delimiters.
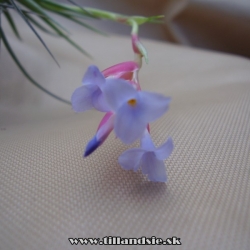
71, 18, 173, 182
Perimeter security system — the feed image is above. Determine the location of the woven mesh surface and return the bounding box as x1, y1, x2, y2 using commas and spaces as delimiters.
0, 29, 250, 249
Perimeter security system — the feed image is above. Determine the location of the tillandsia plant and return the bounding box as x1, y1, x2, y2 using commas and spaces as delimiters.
0, 1, 173, 181
71, 19, 174, 182
0, 0, 163, 104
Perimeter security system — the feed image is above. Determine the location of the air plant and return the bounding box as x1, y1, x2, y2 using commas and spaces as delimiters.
71, 15, 174, 182
0, 0, 163, 104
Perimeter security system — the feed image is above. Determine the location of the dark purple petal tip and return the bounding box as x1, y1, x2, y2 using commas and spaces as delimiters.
84, 136, 101, 157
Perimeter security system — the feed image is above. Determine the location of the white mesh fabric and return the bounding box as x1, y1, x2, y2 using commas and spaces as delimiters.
0, 22, 250, 250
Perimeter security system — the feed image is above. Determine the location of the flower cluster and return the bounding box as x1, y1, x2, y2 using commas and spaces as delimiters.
71, 61, 173, 182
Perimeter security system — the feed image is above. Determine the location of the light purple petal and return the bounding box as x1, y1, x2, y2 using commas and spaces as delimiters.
155, 137, 174, 160
82, 65, 105, 86
91, 88, 111, 112
102, 79, 138, 112
71, 85, 97, 112
115, 103, 147, 144
138, 91, 171, 122
118, 148, 145, 171
140, 130, 156, 151
141, 152, 167, 182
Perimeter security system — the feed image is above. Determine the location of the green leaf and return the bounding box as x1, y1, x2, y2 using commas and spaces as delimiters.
37, 0, 96, 19
18, 0, 70, 34
54, 11, 107, 36
0, 3, 14, 9
19, 0, 91, 57
42, 17, 92, 57
3, 9, 21, 40
146, 15, 164, 24
9, 0, 60, 66
34, 1, 105, 36
66, 0, 95, 18
24, 13, 59, 36
0, 24, 71, 105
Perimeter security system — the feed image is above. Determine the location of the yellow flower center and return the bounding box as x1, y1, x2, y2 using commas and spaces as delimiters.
127, 98, 137, 107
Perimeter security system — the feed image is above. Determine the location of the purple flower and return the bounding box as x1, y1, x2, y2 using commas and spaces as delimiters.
71, 65, 111, 112
71, 62, 140, 113
101, 80, 171, 144
118, 131, 174, 182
